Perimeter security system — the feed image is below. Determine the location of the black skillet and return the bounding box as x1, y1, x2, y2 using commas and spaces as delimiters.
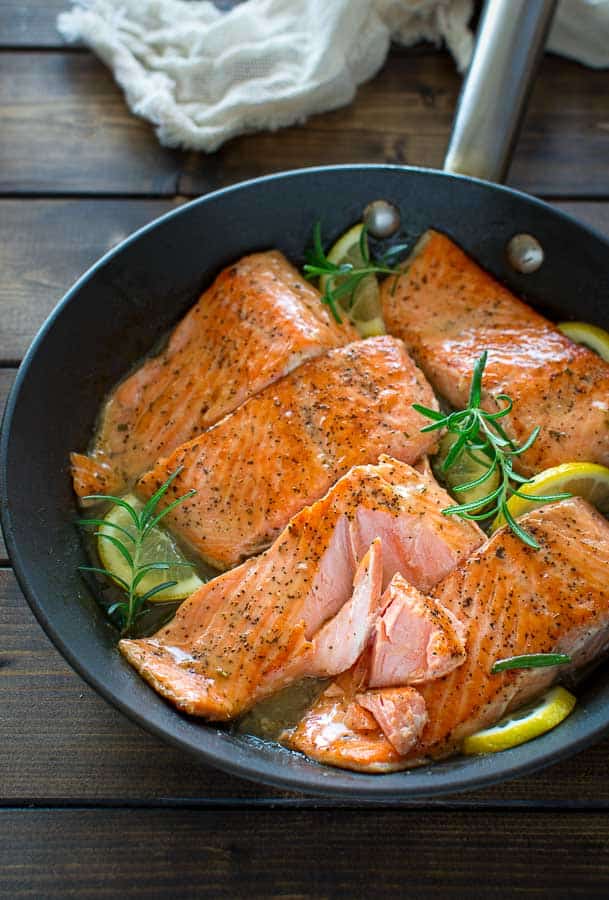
3, 0, 609, 800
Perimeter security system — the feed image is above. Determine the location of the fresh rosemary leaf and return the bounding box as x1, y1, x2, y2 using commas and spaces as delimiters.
451, 459, 498, 493
468, 350, 486, 408
140, 466, 184, 528
77, 468, 198, 636
303, 221, 406, 323
412, 404, 445, 421
78, 565, 131, 593
95, 531, 135, 569
75, 518, 135, 543
145, 489, 196, 533
443, 482, 504, 516
139, 581, 179, 603
502, 501, 540, 550
491, 653, 572, 673
414, 351, 571, 547
131, 562, 171, 591
81, 493, 140, 528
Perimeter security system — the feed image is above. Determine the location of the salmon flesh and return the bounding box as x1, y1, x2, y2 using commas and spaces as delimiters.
381, 230, 609, 475
71, 251, 357, 498
283, 498, 609, 772
136, 336, 440, 569
119, 458, 483, 721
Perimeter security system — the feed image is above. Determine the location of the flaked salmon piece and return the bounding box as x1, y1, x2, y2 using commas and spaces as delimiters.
356, 687, 428, 755
285, 497, 609, 772
280, 668, 427, 774
71, 251, 357, 498
136, 336, 440, 569
368, 573, 466, 687
282, 573, 466, 768
381, 230, 609, 475
307, 538, 383, 677
283, 680, 404, 772
120, 459, 483, 720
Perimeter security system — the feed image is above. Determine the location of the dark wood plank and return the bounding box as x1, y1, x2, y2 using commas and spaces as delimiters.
1, 50, 608, 197
0, 0, 69, 46
0, 0, 241, 47
0, 53, 184, 195
0, 368, 15, 418
2, 808, 609, 897
0, 199, 183, 361
554, 202, 609, 236
4, 567, 609, 804
181, 52, 609, 198
0, 569, 292, 802
1, 199, 608, 364
0, 368, 16, 562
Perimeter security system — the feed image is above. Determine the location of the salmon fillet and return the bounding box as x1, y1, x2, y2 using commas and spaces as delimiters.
71, 251, 357, 498
381, 230, 609, 475
284, 498, 609, 772
119, 458, 483, 721
136, 336, 440, 569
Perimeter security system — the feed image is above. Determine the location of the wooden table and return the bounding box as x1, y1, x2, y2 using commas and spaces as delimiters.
2, 4, 609, 895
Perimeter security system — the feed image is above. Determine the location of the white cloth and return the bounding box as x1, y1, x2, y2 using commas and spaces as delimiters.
57, 0, 609, 153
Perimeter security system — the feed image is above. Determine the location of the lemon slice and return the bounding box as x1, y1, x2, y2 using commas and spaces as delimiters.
462, 686, 576, 755
434, 433, 500, 506
558, 321, 609, 361
492, 461, 609, 531
98, 494, 204, 602
321, 222, 386, 337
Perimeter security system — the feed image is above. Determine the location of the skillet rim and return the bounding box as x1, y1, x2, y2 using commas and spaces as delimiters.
3, 162, 609, 800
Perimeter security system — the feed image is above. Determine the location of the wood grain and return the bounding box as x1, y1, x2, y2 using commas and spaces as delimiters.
2, 51, 609, 198
0, 199, 607, 363
3, 568, 609, 804
0, 53, 184, 195
180, 52, 609, 198
2, 808, 609, 897
0, 199, 182, 361
0, 0, 69, 47
0, 368, 16, 562
0, 0, 242, 47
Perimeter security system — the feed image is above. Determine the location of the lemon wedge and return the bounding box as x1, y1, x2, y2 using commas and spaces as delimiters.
321, 222, 386, 337
462, 686, 576, 755
98, 494, 204, 602
558, 321, 609, 361
492, 461, 609, 531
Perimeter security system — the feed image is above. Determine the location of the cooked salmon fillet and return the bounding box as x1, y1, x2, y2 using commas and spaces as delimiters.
284, 497, 609, 772
381, 230, 609, 475
136, 336, 440, 569
119, 458, 483, 720
71, 251, 357, 498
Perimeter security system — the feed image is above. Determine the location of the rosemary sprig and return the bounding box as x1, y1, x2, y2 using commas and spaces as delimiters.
76, 467, 196, 635
492, 653, 572, 673
303, 221, 407, 323
413, 351, 571, 548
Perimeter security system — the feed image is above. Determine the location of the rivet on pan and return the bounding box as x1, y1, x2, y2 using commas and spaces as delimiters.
506, 233, 544, 274
363, 200, 401, 238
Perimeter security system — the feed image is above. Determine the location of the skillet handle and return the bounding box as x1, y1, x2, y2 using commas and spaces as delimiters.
443, 0, 557, 183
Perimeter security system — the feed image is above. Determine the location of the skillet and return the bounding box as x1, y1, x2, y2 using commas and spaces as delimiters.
3, 0, 609, 800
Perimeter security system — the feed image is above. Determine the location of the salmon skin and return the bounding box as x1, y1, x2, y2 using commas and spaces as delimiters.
284, 497, 609, 772
71, 251, 357, 498
136, 336, 440, 570
119, 458, 483, 721
381, 230, 609, 475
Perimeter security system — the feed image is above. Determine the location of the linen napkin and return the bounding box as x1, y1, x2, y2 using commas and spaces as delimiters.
57, 0, 609, 153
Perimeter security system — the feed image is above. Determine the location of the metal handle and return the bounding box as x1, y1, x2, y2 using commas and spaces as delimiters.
444, 0, 558, 183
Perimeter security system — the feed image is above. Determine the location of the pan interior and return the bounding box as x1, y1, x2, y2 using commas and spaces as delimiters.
4, 165, 609, 799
